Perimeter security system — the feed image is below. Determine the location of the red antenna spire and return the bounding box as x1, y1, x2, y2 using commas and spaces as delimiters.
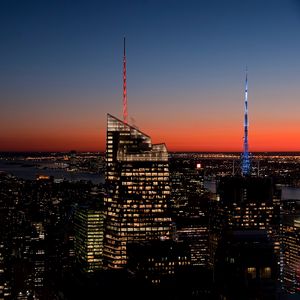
123, 37, 128, 124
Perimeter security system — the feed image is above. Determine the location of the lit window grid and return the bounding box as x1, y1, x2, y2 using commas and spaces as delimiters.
104, 115, 172, 269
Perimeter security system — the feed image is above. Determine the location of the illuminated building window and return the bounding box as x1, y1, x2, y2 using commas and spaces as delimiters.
260, 267, 271, 279
247, 267, 256, 279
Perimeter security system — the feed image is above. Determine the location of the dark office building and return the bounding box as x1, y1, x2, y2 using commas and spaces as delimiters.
209, 176, 278, 268
127, 240, 190, 285
217, 176, 274, 231
215, 230, 278, 300
170, 159, 205, 211
176, 215, 209, 267
280, 198, 300, 294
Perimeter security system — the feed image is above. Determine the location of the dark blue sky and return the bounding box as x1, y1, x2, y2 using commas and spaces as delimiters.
1, 0, 300, 151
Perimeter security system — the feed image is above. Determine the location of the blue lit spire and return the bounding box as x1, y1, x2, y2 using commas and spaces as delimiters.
242, 67, 251, 176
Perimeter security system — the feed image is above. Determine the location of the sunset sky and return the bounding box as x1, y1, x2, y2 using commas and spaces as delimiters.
1, 0, 300, 152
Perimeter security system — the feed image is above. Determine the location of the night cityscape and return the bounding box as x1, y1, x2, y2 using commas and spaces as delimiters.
1, 1, 300, 299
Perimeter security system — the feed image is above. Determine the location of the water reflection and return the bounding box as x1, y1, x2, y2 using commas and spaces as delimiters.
0, 160, 104, 184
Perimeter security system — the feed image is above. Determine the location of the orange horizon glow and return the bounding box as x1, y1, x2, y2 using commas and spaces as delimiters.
2, 1, 300, 154
1, 123, 300, 152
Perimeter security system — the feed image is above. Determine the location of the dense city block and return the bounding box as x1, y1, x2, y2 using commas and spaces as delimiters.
1, 124, 300, 299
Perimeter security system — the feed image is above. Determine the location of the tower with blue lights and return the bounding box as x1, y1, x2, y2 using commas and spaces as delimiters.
241, 68, 251, 176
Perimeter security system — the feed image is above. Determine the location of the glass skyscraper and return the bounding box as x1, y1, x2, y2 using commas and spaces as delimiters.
103, 114, 172, 269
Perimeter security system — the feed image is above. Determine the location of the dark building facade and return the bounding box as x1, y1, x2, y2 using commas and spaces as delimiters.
127, 240, 190, 285
209, 176, 278, 269
217, 176, 274, 231
280, 198, 300, 294
215, 230, 278, 300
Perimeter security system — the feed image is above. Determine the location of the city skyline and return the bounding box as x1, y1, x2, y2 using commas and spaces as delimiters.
1, 0, 300, 152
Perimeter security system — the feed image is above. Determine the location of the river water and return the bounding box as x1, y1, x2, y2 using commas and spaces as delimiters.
4, 160, 297, 199
0, 160, 104, 184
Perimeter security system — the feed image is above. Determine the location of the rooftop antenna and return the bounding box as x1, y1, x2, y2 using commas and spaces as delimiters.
123, 37, 128, 124
241, 66, 251, 176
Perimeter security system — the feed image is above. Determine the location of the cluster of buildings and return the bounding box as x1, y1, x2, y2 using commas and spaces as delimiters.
71, 113, 300, 299
1, 112, 300, 299
1, 53, 300, 298
0, 173, 106, 299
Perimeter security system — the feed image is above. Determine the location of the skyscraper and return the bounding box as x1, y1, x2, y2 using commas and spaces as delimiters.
217, 176, 274, 231
215, 230, 277, 299
103, 114, 172, 269
281, 198, 300, 294
74, 206, 104, 273
209, 176, 277, 271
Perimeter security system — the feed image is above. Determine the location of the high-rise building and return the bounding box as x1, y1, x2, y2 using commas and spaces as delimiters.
280, 198, 300, 294
209, 176, 277, 270
170, 158, 205, 210
74, 206, 104, 273
176, 215, 209, 267
103, 114, 172, 269
170, 158, 209, 267
127, 240, 190, 285
215, 230, 278, 299
217, 176, 274, 232
0, 243, 11, 299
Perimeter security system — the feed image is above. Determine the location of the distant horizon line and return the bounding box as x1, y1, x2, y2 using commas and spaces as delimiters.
1, 150, 300, 154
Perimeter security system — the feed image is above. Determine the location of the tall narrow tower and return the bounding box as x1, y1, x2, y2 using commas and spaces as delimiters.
242, 68, 251, 176
123, 37, 128, 124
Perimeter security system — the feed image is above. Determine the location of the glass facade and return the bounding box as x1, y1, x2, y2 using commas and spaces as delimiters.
104, 114, 172, 269
74, 207, 104, 273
